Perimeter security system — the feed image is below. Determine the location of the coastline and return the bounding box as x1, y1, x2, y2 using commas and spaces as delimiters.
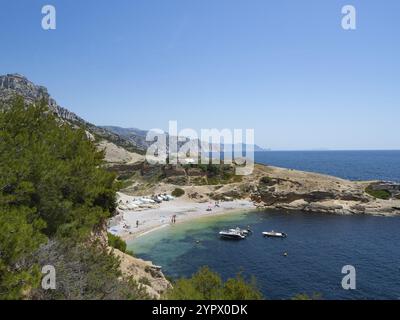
108, 197, 257, 242
107, 162, 400, 245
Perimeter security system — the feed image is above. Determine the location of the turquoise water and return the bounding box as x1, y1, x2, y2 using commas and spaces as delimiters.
128, 151, 400, 299
128, 210, 400, 300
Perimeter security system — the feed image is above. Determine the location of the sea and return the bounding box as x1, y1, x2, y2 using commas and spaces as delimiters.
128, 150, 400, 300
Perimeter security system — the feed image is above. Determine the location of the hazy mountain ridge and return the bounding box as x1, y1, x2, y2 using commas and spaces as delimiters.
100, 126, 151, 150
0, 74, 146, 154
102, 125, 268, 153
0, 74, 267, 155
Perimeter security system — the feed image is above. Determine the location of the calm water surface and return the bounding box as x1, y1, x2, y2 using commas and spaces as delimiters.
254, 150, 400, 182
128, 151, 400, 299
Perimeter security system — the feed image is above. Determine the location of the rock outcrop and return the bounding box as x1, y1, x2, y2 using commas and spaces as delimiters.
92, 222, 171, 298
112, 249, 171, 299
130, 162, 400, 217
248, 165, 400, 216
0, 73, 85, 123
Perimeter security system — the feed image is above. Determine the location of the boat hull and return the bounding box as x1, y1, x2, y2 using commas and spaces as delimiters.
219, 232, 245, 240
262, 232, 287, 238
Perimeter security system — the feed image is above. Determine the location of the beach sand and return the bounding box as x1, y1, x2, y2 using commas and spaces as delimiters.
108, 196, 256, 241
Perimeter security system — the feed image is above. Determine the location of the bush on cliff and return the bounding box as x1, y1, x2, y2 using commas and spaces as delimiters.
0, 97, 117, 239
0, 98, 143, 299
108, 232, 127, 252
365, 186, 391, 200
165, 266, 263, 300
28, 240, 149, 300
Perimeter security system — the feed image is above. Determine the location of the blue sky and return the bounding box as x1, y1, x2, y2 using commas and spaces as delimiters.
1, 0, 399, 150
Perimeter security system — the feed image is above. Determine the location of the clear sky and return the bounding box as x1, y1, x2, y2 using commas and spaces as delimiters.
1, 0, 399, 150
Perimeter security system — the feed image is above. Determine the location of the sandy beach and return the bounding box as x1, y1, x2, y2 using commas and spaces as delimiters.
108, 194, 257, 241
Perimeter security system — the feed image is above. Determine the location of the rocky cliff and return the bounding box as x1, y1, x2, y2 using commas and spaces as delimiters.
0, 73, 85, 123
0, 73, 146, 153
90, 222, 171, 298
248, 165, 400, 215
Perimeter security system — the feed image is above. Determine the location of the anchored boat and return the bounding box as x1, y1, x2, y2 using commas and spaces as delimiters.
219, 229, 246, 240
229, 227, 252, 236
262, 231, 287, 238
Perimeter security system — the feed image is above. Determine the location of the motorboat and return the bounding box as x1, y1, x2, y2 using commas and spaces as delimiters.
219, 229, 246, 240
152, 196, 162, 203
132, 199, 145, 205
229, 227, 252, 236
139, 197, 155, 204
262, 231, 287, 238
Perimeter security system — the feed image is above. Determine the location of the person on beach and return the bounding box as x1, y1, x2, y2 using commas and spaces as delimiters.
136, 220, 139, 228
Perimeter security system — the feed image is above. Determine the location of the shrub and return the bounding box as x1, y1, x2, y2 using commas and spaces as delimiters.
108, 233, 127, 253
292, 293, 322, 300
28, 241, 149, 300
260, 176, 271, 184
139, 277, 151, 286
0, 98, 117, 240
165, 266, 263, 300
172, 188, 185, 197
0, 98, 127, 299
365, 187, 391, 200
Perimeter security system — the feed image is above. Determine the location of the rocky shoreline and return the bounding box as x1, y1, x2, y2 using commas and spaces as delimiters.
117, 162, 400, 218
249, 166, 400, 216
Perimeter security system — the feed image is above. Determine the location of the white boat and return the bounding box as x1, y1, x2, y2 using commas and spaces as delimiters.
139, 198, 155, 204
153, 196, 162, 203
229, 227, 252, 236
132, 199, 144, 205
262, 231, 287, 238
219, 229, 246, 240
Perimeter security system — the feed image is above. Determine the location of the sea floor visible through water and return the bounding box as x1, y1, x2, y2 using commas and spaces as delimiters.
128, 209, 400, 300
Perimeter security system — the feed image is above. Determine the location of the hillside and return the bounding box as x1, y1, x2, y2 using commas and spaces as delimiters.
102, 125, 268, 153
0, 76, 170, 299
118, 161, 400, 216
0, 74, 147, 154
2, 73, 398, 218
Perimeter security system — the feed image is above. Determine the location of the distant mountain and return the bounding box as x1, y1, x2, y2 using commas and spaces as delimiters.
102, 125, 268, 153
0, 74, 146, 153
0, 74, 267, 156
100, 126, 151, 150
224, 143, 269, 152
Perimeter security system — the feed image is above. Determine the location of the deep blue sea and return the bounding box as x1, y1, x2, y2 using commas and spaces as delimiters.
255, 150, 400, 182
128, 151, 400, 300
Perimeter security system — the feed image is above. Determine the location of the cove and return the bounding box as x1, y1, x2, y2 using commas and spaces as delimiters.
128, 209, 400, 300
